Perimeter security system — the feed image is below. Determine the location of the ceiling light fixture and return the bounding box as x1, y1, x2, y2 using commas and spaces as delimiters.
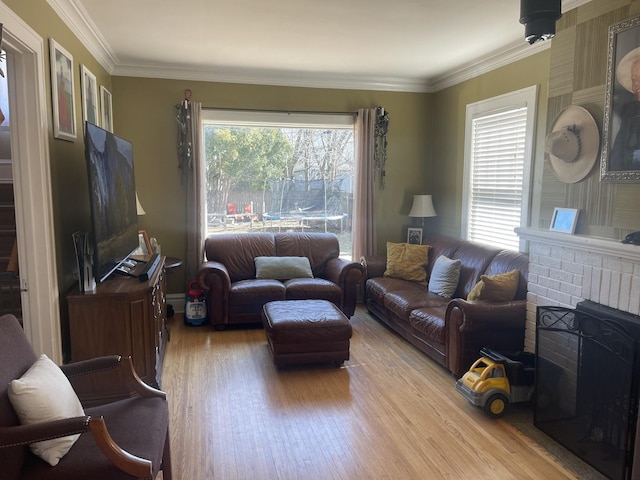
519, 0, 562, 45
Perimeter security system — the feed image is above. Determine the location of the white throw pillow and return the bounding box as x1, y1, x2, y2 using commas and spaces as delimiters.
8, 354, 85, 466
428, 255, 462, 298
255, 256, 313, 280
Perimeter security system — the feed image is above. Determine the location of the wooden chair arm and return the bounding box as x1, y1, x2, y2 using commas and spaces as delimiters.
88, 416, 153, 479
0, 416, 89, 448
60, 355, 122, 378
121, 356, 166, 399
64, 356, 165, 406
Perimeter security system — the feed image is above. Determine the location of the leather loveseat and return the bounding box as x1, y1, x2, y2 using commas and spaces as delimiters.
197, 232, 363, 328
361, 234, 528, 377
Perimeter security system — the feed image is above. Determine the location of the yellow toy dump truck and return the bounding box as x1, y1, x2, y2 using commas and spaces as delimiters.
455, 348, 535, 417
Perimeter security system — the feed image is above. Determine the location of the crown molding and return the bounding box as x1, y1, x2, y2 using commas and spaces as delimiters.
46, 0, 116, 72
428, 40, 550, 92
46, 0, 593, 93
112, 63, 431, 93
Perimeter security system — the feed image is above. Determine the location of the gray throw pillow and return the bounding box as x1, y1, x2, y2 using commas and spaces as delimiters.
428, 255, 461, 298
255, 256, 313, 280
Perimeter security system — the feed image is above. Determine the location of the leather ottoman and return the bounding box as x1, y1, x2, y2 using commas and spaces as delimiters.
262, 299, 352, 367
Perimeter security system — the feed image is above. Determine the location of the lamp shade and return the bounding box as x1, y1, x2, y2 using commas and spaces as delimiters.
136, 193, 146, 215
408, 195, 437, 218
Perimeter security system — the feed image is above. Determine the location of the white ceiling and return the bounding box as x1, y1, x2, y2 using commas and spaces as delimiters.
49, 0, 591, 92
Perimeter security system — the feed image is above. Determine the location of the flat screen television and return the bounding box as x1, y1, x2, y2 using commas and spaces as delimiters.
84, 121, 139, 283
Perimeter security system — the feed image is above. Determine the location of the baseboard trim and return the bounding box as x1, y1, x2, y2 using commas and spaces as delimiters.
166, 293, 185, 313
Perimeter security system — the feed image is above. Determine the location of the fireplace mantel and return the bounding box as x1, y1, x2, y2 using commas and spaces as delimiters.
516, 227, 640, 263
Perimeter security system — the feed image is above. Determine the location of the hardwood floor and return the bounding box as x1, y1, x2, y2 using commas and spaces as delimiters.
162, 306, 598, 480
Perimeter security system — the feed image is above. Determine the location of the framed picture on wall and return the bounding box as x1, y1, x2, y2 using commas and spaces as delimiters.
601, 15, 640, 182
80, 65, 99, 126
100, 86, 113, 132
407, 227, 422, 245
49, 39, 76, 141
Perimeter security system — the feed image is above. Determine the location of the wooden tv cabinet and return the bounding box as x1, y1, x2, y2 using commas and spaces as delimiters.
67, 256, 168, 388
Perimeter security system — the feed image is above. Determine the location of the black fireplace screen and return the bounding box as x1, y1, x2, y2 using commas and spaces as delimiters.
535, 305, 639, 480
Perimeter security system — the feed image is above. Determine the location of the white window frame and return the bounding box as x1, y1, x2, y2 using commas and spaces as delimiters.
461, 85, 537, 252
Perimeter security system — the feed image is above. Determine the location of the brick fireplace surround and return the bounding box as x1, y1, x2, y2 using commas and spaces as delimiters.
516, 228, 640, 352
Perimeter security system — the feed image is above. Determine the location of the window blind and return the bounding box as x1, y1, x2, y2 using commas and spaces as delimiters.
467, 107, 526, 251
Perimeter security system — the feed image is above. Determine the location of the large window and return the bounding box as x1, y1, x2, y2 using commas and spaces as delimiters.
462, 86, 537, 251
202, 110, 355, 257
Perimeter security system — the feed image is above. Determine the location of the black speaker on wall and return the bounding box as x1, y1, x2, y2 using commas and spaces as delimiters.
519, 0, 562, 45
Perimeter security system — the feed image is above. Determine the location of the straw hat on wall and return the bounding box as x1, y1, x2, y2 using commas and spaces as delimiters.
544, 105, 600, 183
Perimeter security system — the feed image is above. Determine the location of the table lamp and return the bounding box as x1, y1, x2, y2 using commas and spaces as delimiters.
408, 194, 437, 230
136, 193, 146, 215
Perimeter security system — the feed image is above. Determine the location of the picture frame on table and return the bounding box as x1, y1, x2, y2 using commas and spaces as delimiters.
137, 229, 153, 255
80, 64, 98, 126
601, 15, 640, 182
407, 227, 423, 245
49, 39, 76, 141
549, 208, 579, 234
100, 85, 113, 132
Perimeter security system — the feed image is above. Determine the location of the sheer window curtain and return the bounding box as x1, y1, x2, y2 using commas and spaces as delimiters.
352, 108, 377, 260
184, 101, 205, 283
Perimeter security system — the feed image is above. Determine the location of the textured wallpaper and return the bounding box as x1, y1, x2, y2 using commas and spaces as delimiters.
539, 0, 640, 239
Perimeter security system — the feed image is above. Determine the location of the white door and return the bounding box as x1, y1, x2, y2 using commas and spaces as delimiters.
2, 5, 62, 363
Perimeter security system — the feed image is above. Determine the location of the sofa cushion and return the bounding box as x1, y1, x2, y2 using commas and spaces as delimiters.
8, 354, 84, 466
383, 290, 446, 321
467, 269, 519, 302
274, 232, 340, 276
366, 277, 425, 306
285, 278, 341, 305
428, 255, 461, 298
383, 242, 430, 284
205, 233, 277, 282
410, 307, 447, 345
255, 256, 313, 280
230, 279, 286, 306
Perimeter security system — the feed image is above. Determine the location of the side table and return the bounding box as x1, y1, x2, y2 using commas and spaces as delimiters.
163, 256, 182, 318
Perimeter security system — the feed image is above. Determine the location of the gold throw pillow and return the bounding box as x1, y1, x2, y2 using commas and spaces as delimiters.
383, 242, 430, 284
468, 269, 520, 302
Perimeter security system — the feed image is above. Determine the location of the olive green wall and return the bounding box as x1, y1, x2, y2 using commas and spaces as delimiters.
3, 0, 111, 297
111, 77, 431, 291
431, 52, 551, 237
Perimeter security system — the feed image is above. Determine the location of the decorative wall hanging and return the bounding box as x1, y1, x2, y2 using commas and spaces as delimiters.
544, 105, 599, 183
374, 106, 389, 188
49, 39, 76, 141
601, 15, 640, 182
80, 64, 98, 126
176, 88, 193, 175
100, 85, 113, 132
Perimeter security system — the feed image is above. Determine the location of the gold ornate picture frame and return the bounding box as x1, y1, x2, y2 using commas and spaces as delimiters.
601, 15, 640, 182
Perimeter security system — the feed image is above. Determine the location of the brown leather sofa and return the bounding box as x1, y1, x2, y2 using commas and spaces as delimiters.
198, 232, 363, 328
361, 234, 528, 377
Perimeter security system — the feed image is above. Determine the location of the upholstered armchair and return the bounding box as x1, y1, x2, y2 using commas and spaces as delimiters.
0, 314, 172, 480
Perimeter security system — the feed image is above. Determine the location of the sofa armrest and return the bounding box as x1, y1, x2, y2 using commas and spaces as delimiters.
323, 258, 364, 317
446, 299, 527, 332
446, 298, 527, 377
360, 255, 386, 279
197, 261, 232, 325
